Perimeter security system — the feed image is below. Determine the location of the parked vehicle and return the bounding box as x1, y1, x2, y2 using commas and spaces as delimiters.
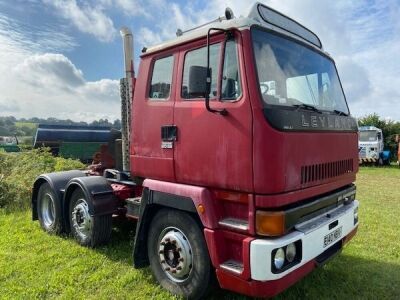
31, 3, 359, 298
358, 126, 390, 165
0, 136, 19, 152
33, 124, 119, 163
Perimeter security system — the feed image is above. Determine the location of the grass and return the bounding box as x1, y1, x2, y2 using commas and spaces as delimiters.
0, 167, 399, 299
14, 122, 38, 130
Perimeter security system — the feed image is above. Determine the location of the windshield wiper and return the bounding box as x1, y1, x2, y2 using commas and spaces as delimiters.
333, 109, 349, 116
293, 103, 322, 113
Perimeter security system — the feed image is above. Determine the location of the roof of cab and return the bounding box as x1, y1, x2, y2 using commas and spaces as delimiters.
142, 2, 324, 56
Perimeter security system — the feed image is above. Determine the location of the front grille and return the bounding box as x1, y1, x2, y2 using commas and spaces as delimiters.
301, 159, 353, 185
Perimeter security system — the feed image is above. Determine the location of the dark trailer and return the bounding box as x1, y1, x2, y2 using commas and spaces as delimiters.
33, 124, 116, 162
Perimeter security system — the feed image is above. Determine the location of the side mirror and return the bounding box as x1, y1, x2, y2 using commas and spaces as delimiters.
188, 65, 209, 98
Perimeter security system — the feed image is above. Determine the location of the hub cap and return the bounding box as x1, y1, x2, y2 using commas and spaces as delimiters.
158, 227, 193, 282
71, 199, 92, 239
41, 193, 55, 228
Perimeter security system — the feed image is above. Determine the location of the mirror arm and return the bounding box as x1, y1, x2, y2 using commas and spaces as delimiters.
205, 28, 230, 116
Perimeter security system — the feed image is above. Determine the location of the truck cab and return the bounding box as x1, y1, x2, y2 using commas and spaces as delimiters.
31, 3, 359, 299
358, 126, 390, 164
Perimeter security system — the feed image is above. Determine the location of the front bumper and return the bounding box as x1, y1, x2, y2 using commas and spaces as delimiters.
250, 200, 359, 281
216, 200, 359, 298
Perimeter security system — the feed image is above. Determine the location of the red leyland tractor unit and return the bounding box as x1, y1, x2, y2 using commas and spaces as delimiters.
31, 3, 359, 299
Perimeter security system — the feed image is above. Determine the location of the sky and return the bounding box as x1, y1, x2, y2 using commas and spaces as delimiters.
0, 0, 399, 122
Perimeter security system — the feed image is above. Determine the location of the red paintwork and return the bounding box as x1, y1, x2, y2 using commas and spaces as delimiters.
240, 30, 359, 195
144, 179, 256, 235
216, 260, 315, 298
127, 26, 359, 298
88, 144, 116, 176
173, 31, 253, 192
143, 179, 219, 228
111, 183, 133, 200
132, 28, 357, 199
204, 228, 253, 280
130, 51, 177, 182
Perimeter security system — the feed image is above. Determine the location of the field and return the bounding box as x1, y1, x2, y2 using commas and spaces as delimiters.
0, 166, 399, 299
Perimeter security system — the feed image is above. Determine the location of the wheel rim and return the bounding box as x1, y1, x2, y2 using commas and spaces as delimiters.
40, 193, 55, 228
158, 227, 193, 283
71, 198, 92, 239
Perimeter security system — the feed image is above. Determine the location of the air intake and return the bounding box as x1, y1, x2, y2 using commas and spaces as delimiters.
301, 159, 353, 185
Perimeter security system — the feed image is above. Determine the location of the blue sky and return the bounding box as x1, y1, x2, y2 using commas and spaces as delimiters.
0, 0, 399, 121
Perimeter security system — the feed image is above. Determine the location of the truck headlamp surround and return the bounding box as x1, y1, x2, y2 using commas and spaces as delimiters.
271, 240, 302, 273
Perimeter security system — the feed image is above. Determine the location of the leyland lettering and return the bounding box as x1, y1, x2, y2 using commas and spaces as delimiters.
301, 114, 357, 130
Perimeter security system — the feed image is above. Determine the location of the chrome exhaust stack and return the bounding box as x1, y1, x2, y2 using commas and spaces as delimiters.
119, 27, 134, 172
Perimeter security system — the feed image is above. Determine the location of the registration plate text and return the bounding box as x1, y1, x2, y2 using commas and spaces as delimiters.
323, 226, 342, 248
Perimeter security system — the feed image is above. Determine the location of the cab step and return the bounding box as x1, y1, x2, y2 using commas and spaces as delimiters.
126, 197, 142, 218
220, 260, 243, 275
218, 218, 249, 232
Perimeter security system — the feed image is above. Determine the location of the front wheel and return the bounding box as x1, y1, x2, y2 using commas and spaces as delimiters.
69, 189, 112, 247
147, 209, 213, 300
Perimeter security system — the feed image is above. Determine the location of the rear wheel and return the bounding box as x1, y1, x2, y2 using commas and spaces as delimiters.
37, 182, 63, 234
69, 189, 112, 247
147, 209, 213, 300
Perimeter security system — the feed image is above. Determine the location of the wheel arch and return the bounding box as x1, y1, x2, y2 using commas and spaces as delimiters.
31, 170, 86, 221
133, 179, 218, 269
63, 176, 117, 220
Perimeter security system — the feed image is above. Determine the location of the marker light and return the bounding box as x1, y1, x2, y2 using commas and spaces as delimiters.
256, 210, 286, 236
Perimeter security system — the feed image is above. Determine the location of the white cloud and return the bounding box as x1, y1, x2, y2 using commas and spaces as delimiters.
15, 53, 85, 89
0, 13, 120, 122
137, 27, 163, 48
43, 0, 117, 42
1, 0, 400, 122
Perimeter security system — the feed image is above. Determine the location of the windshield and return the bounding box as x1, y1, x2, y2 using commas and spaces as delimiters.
252, 28, 349, 114
359, 131, 378, 142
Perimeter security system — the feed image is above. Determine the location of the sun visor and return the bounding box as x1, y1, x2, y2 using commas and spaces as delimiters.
254, 4, 322, 49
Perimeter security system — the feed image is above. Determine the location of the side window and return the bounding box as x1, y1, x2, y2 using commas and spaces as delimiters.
149, 56, 173, 100
182, 44, 220, 99
221, 40, 241, 100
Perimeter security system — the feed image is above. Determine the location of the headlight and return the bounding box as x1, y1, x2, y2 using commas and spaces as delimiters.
271, 241, 302, 273
285, 243, 296, 263
274, 248, 285, 270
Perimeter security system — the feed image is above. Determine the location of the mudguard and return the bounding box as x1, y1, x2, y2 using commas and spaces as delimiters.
133, 188, 199, 268
63, 176, 117, 217
31, 170, 86, 220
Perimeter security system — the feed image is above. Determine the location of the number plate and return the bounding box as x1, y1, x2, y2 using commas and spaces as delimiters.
323, 226, 342, 248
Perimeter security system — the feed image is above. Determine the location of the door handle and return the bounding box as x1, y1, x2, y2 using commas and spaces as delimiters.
161, 125, 177, 141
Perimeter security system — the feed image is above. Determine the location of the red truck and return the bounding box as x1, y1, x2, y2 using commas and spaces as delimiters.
31, 3, 359, 299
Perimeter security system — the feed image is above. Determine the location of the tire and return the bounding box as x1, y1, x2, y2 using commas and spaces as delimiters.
69, 188, 112, 247
37, 182, 63, 234
147, 209, 213, 300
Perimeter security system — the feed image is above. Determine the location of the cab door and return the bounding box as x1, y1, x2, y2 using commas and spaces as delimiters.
173, 32, 253, 192
131, 53, 177, 181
